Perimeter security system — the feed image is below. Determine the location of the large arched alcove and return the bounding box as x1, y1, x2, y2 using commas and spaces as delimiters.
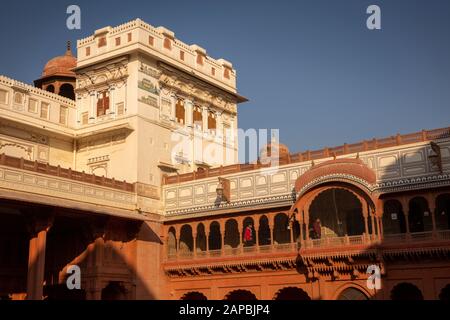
224, 289, 257, 301
258, 215, 271, 246
208, 222, 222, 251
179, 225, 193, 253
383, 199, 406, 234
408, 197, 431, 233
196, 223, 207, 252
337, 287, 369, 300
167, 227, 177, 256
273, 287, 311, 300
390, 282, 424, 300
181, 291, 208, 300
224, 219, 239, 249
309, 188, 365, 238
273, 213, 290, 244
242, 217, 256, 247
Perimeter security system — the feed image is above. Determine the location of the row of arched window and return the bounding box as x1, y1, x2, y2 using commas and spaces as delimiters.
167, 192, 450, 256
179, 282, 450, 300
175, 99, 217, 132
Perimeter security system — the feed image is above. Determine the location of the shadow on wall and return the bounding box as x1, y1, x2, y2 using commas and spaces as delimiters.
0, 204, 162, 300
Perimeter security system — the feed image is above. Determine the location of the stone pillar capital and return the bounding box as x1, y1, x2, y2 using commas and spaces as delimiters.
23, 208, 54, 237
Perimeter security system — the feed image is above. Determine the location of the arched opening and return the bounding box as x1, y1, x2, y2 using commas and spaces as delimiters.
383, 199, 406, 234
274, 287, 311, 300
337, 287, 369, 300
167, 227, 177, 256
224, 219, 239, 249
208, 222, 221, 251
408, 197, 430, 233
196, 224, 207, 252
208, 111, 216, 133
258, 215, 271, 246
439, 284, 450, 301
101, 282, 127, 300
59, 83, 75, 100
242, 217, 256, 247
224, 289, 257, 301
273, 213, 290, 244
181, 291, 208, 300
193, 105, 203, 130
45, 84, 55, 93
309, 188, 364, 238
292, 219, 300, 243
435, 194, 450, 230
175, 99, 185, 124
179, 225, 193, 254
390, 283, 424, 300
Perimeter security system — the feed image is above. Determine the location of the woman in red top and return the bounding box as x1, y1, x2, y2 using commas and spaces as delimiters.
244, 224, 253, 243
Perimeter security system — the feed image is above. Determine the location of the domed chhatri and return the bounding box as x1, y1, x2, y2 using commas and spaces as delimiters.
33, 41, 77, 100
41, 41, 77, 78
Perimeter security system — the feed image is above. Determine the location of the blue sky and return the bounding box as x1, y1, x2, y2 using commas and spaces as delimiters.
0, 0, 449, 160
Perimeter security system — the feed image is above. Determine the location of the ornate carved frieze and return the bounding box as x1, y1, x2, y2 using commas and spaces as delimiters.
75, 58, 129, 92
158, 62, 237, 115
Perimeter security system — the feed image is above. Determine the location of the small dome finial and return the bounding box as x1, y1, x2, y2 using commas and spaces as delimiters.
66, 41, 72, 55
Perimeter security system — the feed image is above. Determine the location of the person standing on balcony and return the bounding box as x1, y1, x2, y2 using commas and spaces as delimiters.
244, 224, 253, 244
313, 219, 322, 239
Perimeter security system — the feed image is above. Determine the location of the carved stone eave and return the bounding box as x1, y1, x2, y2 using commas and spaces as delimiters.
163, 255, 298, 278
158, 62, 241, 115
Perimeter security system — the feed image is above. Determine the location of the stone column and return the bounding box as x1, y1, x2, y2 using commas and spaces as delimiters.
361, 201, 369, 238
296, 212, 304, 246
215, 111, 223, 137
304, 207, 310, 241
202, 106, 208, 132
268, 216, 274, 248
185, 99, 193, 128
401, 197, 411, 237
428, 194, 437, 236
170, 94, 176, 121
109, 85, 116, 117
25, 213, 54, 300
193, 231, 197, 258
175, 227, 180, 259
89, 90, 96, 121
370, 212, 376, 239
238, 219, 243, 254
254, 217, 260, 250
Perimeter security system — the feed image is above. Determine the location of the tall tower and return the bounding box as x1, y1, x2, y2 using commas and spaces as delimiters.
73, 19, 247, 213
34, 41, 77, 100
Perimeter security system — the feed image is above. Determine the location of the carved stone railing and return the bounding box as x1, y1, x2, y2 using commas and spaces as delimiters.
0, 153, 134, 192
163, 126, 450, 185
166, 243, 299, 262
165, 230, 450, 262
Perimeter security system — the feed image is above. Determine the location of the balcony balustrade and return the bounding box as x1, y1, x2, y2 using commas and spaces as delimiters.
165, 230, 450, 262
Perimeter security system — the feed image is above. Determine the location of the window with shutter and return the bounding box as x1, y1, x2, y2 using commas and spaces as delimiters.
97, 91, 110, 117
208, 111, 216, 132
175, 99, 185, 124
193, 106, 203, 129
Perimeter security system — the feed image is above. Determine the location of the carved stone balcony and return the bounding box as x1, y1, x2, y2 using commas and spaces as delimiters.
163, 230, 450, 278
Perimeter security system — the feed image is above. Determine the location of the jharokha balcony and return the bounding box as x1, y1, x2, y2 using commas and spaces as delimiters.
163, 187, 450, 277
